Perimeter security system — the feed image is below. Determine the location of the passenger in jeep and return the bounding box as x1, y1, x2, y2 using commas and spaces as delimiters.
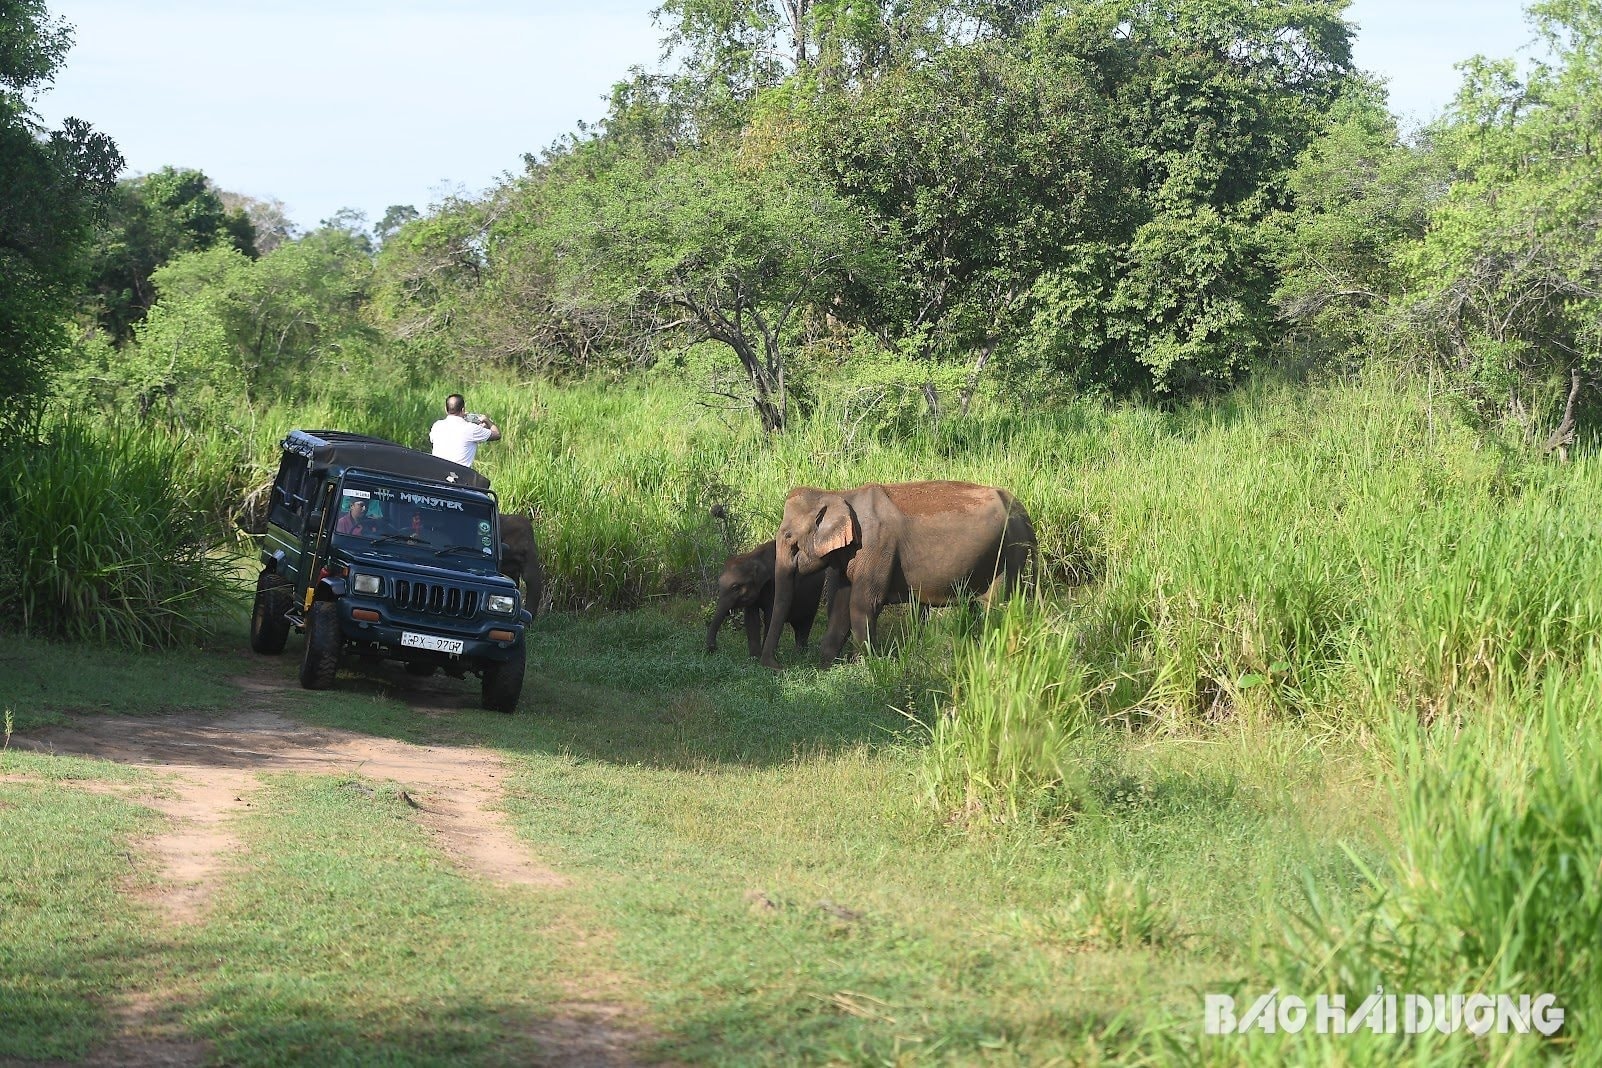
336, 498, 370, 536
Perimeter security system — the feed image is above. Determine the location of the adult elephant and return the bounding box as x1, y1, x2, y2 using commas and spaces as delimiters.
760, 481, 1036, 670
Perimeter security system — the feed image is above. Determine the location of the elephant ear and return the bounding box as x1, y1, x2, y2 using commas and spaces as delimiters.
809, 498, 855, 558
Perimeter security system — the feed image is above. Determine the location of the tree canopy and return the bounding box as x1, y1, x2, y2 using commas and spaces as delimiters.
26, 0, 1602, 445
0, 0, 121, 421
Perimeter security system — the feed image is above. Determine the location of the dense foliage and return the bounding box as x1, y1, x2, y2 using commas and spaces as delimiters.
0, 0, 120, 427
12, 0, 1593, 441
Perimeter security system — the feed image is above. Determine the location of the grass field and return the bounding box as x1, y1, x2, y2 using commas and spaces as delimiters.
0, 613, 1379, 1066
2, 369, 1596, 1063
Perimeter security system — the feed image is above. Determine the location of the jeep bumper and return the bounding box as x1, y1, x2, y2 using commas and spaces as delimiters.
333, 598, 526, 665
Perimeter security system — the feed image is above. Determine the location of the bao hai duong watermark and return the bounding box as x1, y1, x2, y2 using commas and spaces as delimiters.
1205, 989, 1565, 1037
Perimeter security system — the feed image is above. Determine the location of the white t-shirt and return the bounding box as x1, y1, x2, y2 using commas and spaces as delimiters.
430, 414, 494, 466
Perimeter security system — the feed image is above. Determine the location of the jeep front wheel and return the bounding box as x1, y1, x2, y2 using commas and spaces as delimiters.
250, 573, 292, 655
298, 600, 341, 689
481, 647, 525, 713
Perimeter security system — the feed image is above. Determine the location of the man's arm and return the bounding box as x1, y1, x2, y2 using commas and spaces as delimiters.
477, 417, 501, 442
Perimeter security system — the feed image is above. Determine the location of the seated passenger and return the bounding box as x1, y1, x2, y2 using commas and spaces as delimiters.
335, 498, 370, 536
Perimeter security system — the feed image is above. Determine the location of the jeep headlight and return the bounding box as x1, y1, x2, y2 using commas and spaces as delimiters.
486, 593, 516, 615
352, 573, 381, 595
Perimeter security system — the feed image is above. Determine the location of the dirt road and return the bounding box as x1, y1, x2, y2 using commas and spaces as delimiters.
7, 666, 649, 1067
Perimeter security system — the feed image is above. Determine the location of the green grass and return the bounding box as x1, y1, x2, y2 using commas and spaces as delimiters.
0, 420, 239, 646
178, 774, 593, 1066
0, 630, 242, 733
1, 369, 1596, 1062
0, 606, 1378, 1065
0, 782, 164, 1060
219, 606, 1380, 1064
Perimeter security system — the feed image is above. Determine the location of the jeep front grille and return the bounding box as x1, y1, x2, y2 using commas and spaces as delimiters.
394, 580, 479, 618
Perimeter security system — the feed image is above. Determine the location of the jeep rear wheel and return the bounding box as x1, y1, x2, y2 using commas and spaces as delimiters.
481, 646, 525, 713
250, 573, 292, 655
298, 600, 341, 690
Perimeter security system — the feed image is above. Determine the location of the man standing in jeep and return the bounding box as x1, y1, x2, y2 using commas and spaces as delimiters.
430, 393, 500, 467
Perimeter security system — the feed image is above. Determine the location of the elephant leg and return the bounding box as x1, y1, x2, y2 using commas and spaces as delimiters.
793, 612, 814, 650
817, 577, 853, 668
849, 581, 886, 655
744, 605, 765, 658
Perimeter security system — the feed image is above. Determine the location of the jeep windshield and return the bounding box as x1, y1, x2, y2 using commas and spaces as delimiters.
331, 477, 498, 563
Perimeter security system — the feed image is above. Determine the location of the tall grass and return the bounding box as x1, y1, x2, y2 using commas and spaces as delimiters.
18, 364, 1600, 1057
0, 420, 237, 646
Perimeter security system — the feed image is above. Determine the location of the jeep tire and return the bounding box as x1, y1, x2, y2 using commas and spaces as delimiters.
250, 573, 293, 655
480, 646, 525, 713
298, 600, 341, 689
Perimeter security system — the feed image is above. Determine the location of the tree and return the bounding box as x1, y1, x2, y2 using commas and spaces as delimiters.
65, 221, 377, 421
375, 204, 419, 246
1397, 1, 1602, 430
806, 29, 1133, 411
0, 0, 122, 420
1007, 0, 1356, 398
218, 190, 296, 254
84, 166, 257, 344
543, 141, 890, 430
369, 195, 497, 367
1268, 84, 1440, 364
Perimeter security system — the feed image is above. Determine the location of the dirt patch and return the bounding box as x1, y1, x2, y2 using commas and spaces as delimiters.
519, 1001, 659, 1067
13, 676, 568, 896
6, 663, 652, 1063
78, 991, 211, 1068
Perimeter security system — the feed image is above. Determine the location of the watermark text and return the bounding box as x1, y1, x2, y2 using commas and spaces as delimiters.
1205, 990, 1564, 1037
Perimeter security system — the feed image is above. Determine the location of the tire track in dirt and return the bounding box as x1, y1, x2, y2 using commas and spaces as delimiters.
5, 665, 663, 1067
17, 676, 569, 896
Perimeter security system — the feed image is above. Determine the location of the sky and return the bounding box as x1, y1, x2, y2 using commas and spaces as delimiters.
31, 1, 1540, 234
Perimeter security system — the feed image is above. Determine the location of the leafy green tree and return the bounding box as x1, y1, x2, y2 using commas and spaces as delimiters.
65, 220, 376, 420
369, 195, 498, 367
375, 204, 419, 246
1011, 0, 1355, 397
542, 141, 890, 430
656, 0, 1051, 95
1268, 85, 1440, 365
0, 0, 121, 421
1398, 1, 1602, 430
805, 29, 1133, 410
219, 190, 296, 254
84, 166, 257, 344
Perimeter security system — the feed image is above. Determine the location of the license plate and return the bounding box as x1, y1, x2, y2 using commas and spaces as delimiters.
401, 632, 463, 655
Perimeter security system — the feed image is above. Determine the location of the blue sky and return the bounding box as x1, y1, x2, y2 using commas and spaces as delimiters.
32, 1, 1537, 233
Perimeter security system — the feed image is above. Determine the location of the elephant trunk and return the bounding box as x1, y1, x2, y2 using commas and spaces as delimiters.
760, 558, 796, 670
706, 593, 741, 652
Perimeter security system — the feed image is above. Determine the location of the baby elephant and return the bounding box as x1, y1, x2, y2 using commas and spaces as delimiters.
498, 514, 544, 616
707, 540, 827, 657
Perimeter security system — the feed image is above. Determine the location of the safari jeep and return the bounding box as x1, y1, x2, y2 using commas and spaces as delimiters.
248, 430, 530, 712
